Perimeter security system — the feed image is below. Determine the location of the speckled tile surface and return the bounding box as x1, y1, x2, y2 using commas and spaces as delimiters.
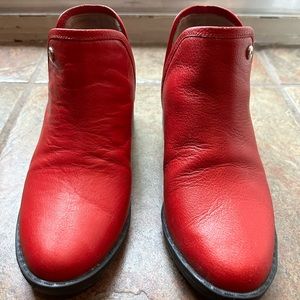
33, 50, 48, 84
0, 43, 43, 83
251, 87, 300, 300
0, 85, 46, 300
132, 47, 165, 83
285, 86, 300, 113
250, 53, 274, 85
263, 47, 300, 84
0, 43, 299, 300
0, 83, 25, 132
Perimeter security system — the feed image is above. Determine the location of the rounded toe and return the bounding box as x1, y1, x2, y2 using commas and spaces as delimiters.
19, 233, 95, 281
165, 179, 276, 293
168, 216, 276, 293
195, 242, 275, 293
18, 169, 130, 282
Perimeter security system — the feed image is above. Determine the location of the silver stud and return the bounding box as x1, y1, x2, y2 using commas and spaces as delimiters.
48, 46, 55, 64
246, 44, 254, 60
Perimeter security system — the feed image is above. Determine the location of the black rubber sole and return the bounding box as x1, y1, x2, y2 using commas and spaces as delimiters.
161, 208, 278, 300
16, 213, 130, 296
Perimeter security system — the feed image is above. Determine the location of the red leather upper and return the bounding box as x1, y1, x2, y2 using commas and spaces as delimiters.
162, 6, 275, 293
19, 5, 135, 281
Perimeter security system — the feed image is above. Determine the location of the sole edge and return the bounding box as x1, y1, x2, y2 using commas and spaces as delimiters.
161, 207, 278, 300
15, 212, 131, 296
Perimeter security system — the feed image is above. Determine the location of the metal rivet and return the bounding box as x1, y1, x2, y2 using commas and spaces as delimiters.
48, 46, 55, 64
246, 44, 254, 60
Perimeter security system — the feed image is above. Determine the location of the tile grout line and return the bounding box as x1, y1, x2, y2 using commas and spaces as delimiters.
0, 50, 46, 156
257, 50, 300, 123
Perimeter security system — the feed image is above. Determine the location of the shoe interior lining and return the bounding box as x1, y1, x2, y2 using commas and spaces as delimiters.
173, 13, 236, 43
64, 13, 122, 31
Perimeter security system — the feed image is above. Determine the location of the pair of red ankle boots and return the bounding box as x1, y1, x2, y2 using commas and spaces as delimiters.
16, 5, 277, 299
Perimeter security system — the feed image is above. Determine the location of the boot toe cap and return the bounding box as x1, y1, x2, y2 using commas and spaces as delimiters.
169, 217, 275, 293
18, 169, 130, 281
165, 180, 276, 293
196, 242, 275, 293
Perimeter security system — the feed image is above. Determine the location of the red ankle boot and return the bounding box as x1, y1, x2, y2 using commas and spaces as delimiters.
16, 5, 135, 295
161, 6, 277, 299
